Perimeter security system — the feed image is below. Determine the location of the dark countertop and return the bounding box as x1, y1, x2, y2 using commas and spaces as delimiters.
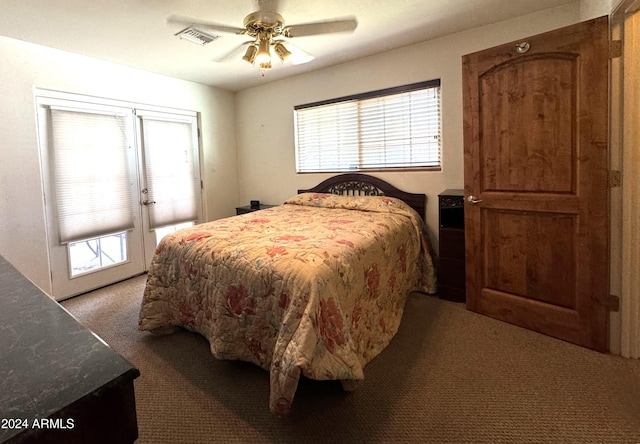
0, 255, 139, 442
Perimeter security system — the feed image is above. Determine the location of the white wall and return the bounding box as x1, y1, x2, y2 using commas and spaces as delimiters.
581, 0, 620, 18
235, 3, 582, 250
0, 35, 238, 294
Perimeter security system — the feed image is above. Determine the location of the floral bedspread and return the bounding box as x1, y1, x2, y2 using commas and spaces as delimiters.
138, 193, 437, 414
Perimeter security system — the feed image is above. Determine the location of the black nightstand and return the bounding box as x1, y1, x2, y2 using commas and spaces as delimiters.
235, 204, 277, 215
438, 190, 466, 302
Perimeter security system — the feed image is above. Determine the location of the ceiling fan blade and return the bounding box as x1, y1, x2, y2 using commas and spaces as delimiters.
282, 17, 357, 38
167, 15, 247, 35
273, 40, 315, 65
290, 51, 315, 66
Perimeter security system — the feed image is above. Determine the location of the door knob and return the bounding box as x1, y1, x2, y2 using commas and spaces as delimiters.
142, 200, 156, 206
468, 195, 483, 204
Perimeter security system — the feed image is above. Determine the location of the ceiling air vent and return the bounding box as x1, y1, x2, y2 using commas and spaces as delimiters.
175, 27, 221, 46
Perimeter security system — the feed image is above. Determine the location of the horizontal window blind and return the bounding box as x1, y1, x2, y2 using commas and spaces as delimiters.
50, 107, 134, 243
140, 117, 199, 229
295, 100, 359, 172
295, 80, 441, 173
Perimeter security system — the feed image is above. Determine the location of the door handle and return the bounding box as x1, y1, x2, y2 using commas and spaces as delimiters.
467, 195, 483, 204
141, 188, 155, 205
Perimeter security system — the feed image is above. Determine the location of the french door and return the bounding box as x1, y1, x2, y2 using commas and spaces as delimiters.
36, 92, 202, 300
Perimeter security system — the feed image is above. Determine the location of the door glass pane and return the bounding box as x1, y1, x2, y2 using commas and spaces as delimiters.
141, 117, 200, 228
68, 232, 128, 277
50, 108, 135, 242
154, 222, 193, 245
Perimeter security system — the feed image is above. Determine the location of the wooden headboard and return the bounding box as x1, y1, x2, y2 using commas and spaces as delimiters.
298, 173, 426, 221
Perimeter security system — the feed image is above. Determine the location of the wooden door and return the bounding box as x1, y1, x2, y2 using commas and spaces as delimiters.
462, 17, 610, 352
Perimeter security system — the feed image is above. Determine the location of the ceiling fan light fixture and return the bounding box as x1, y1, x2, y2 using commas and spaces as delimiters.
170, 8, 358, 71
255, 34, 271, 64
242, 45, 258, 65
273, 42, 292, 64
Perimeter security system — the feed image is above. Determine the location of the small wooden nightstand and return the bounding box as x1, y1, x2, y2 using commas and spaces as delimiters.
438, 190, 466, 302
235, 204, 277, 215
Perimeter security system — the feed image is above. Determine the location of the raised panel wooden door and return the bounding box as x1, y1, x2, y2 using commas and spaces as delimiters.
462, 17, 609, 352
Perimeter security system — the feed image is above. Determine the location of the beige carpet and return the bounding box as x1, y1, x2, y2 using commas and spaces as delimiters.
62, 275, 640, 443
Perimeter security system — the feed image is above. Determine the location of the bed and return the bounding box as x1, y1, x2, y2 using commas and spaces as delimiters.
138, 173, 437, 415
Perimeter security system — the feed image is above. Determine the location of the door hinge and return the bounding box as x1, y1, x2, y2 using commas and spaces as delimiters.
609, 170, 622, 188
609, 40, 622, 59
609, 294, 620, 312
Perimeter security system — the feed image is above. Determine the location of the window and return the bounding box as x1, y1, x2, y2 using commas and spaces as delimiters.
69, 232, 128, 277
138, 113, 200, 230
154, 221, 194, 245
294, 79, 441, 173
49, 106, 135, 243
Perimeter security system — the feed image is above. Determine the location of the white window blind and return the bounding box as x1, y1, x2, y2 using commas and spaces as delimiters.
50, 107, 134, 243
140, 116, 200, 229
294, 80, 441, 173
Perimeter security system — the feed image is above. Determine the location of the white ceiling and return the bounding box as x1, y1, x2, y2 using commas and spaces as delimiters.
0, 0, 576, 92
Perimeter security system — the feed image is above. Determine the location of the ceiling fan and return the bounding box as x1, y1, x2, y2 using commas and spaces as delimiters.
168, 0, 357, 70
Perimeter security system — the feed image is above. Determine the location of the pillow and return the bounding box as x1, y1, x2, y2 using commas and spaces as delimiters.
284, 192, 418, 219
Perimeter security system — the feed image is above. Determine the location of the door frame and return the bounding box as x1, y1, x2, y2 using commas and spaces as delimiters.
611, 0, 640, 358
